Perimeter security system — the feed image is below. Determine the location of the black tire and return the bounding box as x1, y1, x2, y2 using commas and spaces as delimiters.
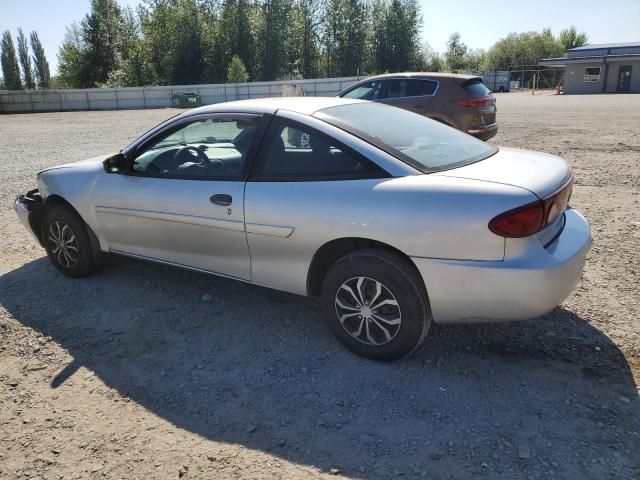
321, 249, 431, 361
41, 204, 99, 278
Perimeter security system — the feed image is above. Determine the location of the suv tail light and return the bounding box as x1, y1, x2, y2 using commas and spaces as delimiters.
489, 175, 574, 238
453, 96, 495, 108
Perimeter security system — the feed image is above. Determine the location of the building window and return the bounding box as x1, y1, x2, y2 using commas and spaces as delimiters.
584, 67, 601, 82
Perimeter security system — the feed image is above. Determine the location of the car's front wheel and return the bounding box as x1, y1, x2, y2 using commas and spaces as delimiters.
42, 204, 100, 278
321, 249, 431, 361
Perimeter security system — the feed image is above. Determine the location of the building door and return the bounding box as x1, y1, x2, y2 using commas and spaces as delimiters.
617, 66, 632, 92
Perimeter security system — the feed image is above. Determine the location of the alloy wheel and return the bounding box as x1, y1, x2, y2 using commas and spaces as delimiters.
47, 220, 80, 268
334, 276, 402, 346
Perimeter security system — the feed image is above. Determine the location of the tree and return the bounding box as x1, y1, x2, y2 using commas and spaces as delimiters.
17, 28, 35, 89
227, 54, 248, 82
82, 0, 126, 85
105, 39, 157, 86
369, 0, 422, 74
30, 32, 50, 88
57, 23, 92, 87
485, 30, 564, 70
444, 32, 467, 72
420, 43, 444, 72
218, 0, 259, 80
465, 48, 487, 72
257, 0, 292, 80
559, 26, 588, 51
322, 0, 367, 77
52, 0, 442, 86
57, 0, 127, 87
287, 0, 320, 78
1, 31, 22, 90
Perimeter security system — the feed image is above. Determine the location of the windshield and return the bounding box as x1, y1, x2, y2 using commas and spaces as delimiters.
314, 102, 497, 172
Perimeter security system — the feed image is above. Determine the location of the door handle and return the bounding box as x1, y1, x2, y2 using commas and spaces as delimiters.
210, 194, 232, 206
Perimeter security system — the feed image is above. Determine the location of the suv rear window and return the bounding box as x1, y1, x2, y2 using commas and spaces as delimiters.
463, 79, 491, 98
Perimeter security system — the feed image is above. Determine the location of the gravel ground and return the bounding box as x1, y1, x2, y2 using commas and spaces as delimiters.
0, 92, 639, 480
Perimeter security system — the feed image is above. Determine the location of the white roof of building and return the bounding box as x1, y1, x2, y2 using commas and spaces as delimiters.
568, 42, 640, 51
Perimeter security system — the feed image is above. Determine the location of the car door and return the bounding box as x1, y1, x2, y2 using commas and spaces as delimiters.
91, 113, 264, 280
243, 114, 390, 294
379, 78, 438, 116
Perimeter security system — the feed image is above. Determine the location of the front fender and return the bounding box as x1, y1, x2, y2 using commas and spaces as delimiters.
38, 156, 108, 250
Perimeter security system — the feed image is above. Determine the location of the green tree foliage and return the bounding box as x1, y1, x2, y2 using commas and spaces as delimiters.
419, 42, 443, 72
82, 0, 126, 85
485, 30, 564, 70
30, 32, 51, 89
57, 0, 129, 87
1, 31, 22, 90
287, 0, 320, 78
140, 0, 208, 85
104, 7, 157, 86
464, 48, 487, 72
322, 0, 368, 77
218, 0, 259, 81
559, 25, 588, 51
369, 0, 421, 74
257, 0, 292, 80
55, 0, 423, 86
17, 28, 35, 89
444, 32, 467, 72
227, 54, 249, 82
57, 23, 92, 87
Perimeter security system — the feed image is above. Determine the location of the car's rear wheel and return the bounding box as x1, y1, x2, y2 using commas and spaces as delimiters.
321, 249, 431, 361
42, 205, 99, 278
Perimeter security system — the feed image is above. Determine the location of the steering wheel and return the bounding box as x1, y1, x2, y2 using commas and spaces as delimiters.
173, 145, 209, 165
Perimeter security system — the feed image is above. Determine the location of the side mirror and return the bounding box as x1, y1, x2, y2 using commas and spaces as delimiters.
103, 152, 127, 173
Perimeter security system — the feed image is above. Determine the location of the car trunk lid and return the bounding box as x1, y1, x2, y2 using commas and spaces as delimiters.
434, 147, 571, 199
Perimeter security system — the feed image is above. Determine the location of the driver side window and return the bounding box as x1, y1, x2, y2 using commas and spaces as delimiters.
341, 80, 384, 100
132, 117, 258, 179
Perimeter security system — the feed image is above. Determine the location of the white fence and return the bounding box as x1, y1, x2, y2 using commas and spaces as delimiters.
0, 76, 360, 114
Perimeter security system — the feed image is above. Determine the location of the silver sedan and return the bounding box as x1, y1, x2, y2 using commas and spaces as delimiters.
14, 97, 592, 360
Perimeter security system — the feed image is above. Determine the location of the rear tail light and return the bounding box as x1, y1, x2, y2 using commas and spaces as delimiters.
489, 175, 574, 238
453, 96, 495, 108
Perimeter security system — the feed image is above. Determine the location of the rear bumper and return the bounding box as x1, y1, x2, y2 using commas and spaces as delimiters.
412, 208, 592, 323
14, 189, 44, 244
468, 123, 498, 141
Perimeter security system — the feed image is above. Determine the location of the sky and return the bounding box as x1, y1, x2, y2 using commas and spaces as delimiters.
1, 0, 639, 75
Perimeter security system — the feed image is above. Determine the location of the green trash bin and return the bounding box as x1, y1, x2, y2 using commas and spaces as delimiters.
174, 92, 202, 108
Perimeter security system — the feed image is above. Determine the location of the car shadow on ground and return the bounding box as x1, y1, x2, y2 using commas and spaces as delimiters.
1, 256, 638, 479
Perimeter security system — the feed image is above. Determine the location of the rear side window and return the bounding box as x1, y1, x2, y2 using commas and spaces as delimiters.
251, 118, 388, 181
341, 80, 384, 100
386, 79, 438, 98
463, 79, 491, 98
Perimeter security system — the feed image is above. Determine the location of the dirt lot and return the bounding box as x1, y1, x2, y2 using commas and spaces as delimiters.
1, 91, 639, 480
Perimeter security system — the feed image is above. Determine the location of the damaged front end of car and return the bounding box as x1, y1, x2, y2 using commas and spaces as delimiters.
14, 188, 45, 246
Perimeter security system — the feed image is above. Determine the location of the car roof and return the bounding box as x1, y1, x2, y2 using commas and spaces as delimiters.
186, 96, 366, 116
357, 72, 480, 81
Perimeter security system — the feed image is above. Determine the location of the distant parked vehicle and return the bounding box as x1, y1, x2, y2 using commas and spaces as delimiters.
474, 71, 510, 93
336, 72, 498, 141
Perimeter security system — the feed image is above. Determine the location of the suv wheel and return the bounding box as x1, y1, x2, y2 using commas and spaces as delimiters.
321, 249, 431, 361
